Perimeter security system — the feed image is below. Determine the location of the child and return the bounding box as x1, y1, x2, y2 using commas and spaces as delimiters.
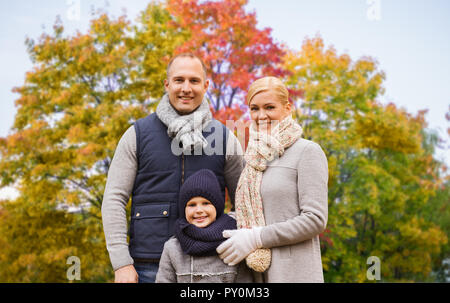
155, 169, 253, 283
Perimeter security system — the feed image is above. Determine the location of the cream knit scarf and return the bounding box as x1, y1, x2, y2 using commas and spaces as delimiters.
235, 115, 303, 272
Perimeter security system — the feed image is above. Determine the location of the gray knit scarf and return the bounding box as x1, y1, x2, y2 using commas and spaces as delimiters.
156, 94, 212, 154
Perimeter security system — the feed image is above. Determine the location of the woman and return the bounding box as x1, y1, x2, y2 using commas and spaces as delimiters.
216, 76, 328, 282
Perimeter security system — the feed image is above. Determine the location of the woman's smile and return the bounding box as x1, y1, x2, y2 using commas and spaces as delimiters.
249, 90, 291, 132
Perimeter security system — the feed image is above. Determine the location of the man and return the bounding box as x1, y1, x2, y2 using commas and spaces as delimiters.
101, 53, 244, 283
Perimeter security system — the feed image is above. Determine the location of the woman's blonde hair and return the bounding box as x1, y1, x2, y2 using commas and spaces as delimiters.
246, 76, 289, 105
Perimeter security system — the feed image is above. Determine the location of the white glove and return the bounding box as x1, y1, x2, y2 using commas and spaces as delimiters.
216, 227, 263, 266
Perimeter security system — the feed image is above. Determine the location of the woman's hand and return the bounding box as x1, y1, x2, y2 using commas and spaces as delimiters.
216, 227, 263, 266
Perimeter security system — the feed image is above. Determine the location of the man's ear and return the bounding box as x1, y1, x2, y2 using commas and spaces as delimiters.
164, 79, 169, 92
204, 79, 210, 90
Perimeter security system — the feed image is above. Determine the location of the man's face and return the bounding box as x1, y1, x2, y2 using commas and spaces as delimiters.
164, 57, 209, 115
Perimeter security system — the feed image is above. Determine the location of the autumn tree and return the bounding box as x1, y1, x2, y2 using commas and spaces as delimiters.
423, 178, 450, 282
0, 197, 111, 282
284, 36, 448, 282
167, 0, 287, 122
0, 3, 185, 282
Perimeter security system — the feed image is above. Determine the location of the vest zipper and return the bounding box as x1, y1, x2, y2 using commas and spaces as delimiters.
181, 153, 185, 184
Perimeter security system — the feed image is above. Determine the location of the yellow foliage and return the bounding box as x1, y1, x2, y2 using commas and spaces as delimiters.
353, 102, 423, 153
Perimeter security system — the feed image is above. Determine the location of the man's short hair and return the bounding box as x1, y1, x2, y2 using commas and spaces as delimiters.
166, 52, 208, 80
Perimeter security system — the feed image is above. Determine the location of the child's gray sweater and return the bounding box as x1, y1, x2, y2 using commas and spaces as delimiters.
155, 237, 254, 283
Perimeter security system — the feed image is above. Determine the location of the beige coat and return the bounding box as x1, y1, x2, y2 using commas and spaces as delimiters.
256, 138, 328, 283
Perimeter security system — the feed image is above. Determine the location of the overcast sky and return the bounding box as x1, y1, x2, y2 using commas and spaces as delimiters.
1, 0, 449, 198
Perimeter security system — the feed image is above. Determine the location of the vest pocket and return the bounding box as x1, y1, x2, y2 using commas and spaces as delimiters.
131, 202, 170, 254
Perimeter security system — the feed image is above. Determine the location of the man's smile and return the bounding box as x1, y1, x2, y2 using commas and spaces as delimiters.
178, 95, 194, 103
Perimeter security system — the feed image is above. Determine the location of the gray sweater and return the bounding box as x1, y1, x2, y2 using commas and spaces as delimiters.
155, 237, 254, 283
101, 125, 244, 271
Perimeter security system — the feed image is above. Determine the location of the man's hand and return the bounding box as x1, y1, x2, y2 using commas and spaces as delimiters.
114, 264, 138, 283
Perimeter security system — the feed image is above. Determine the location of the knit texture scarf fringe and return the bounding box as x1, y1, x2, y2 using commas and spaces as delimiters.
156, 94, 212, 154
235, 115, 303, 272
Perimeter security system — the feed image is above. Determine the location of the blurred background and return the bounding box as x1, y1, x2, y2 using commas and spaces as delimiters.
0, 0, 448, 282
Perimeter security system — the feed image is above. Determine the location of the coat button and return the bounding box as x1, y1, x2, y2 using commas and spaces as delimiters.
163, 211, 168, 216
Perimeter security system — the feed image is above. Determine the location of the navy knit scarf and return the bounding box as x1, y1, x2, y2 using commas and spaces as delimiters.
175, 214, 237, 256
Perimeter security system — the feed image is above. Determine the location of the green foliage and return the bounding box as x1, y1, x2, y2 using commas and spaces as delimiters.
422, 180, 450, 282
0, 197, 111, 282
284, 36, 448, 282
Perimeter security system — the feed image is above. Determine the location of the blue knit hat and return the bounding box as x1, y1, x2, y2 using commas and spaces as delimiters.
178, 169, 225, 218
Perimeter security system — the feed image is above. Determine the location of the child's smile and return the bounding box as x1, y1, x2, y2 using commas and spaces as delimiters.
185, 196, 217, 228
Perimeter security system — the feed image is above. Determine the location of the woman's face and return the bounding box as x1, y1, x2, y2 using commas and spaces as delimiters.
185, 196, 217, 228
249, 90, 292, 132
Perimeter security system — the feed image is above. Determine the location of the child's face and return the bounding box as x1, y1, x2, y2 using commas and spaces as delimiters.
185, 196, 217, 228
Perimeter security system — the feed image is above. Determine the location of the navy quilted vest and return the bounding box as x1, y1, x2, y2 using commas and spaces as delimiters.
129, 113, 227, 260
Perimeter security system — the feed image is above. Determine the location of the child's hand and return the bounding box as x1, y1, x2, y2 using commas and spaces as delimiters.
216, 227, 263, 266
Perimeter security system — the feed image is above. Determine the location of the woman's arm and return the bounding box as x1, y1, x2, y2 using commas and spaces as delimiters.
260, 142, 328, 248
